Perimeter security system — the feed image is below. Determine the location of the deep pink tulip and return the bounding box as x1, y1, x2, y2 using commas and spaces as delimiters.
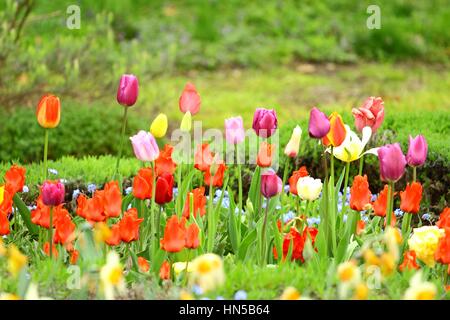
406, 135, 428, 167
225, 116, 245, 144
252, 108, 277, 138
179, 82, 201, 115
42, 181, 65, 207
308, 107, 330, 139
130, 130, 159, 162
377, 143, 406, 182
261, 169, 282, 198
117, 74, 139, 107
352, 97, 384, 133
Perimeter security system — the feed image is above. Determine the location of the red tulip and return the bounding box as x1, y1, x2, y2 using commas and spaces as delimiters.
179, 82, 201, 115
155, 173, 174, 205
36, 94, 61, 129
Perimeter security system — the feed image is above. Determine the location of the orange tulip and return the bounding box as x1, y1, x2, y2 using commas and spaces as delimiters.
160, 261, 171, 280
31, 195, 51, 228
84, 192, 107, 223
0, 184, 14, 214
70, 250, 79, 265
161, 215, 186, 253
43, 242, 58, 258
203, 162, 227, 188
399, 250, 419, 271
350, 175, 372, 211
257, 141, 274, 168
435, 228, 450, 265
102, 181, 122, 218
53, 211, 76, 245
288, 166, 309, 195
400, 182, 422, 214
4, 165, 26, 194
322, 112, 346, 147
36, 94, 61, 128
155, 144, 177, 176
119, 208, 143, 243
373, 185, 389, 217
0, 211, 10, 235
105, 224, 122, 246
194, 143, 214, 172
183, 187, 207, 219
185, 223, 200, 249
437, 207, 450, 229
132, 167, 153, 200
138, 257, 150, 273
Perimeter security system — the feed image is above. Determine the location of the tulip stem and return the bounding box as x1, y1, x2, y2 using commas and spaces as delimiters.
114, 106, 128, 181
386, 181, 395, 227
43, 129, 49, 181
330, 147, 335, 186
413, 166, 417, 182
260, 202, 269, 266
235, 145, 243, 216
401, 212, 412, 242
342, 162, 350, 209
150, 161, 157, 254
207, 180, 214, 252
358, 157, 364, 176
48, 206, 53, 259
156, 205, 162, 240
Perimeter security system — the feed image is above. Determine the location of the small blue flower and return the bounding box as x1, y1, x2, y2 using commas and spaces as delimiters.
200, 297, 211, 300
192, 285, 203, 295
283, 211, 295, 223
307, 217, 321, 226
361, 215, 369, 223
60, 178, 68, 184
87, 183, 97, 194
343, 214, 348, 223
27, 205, 37, 211
422, 213, 431, 221
216, 296, 225, 300
371, 194, 378, 202
284, 184, 290, 193
48, 168, 58, 175
125, 187, 133, 195
394, 208, 404, 217
172, 187, 178, 196
275, 204, 282, 210
22, 185, 29, 193
127, 204, 132, 210
72, 189, 81, 200
234, 290, 247, 300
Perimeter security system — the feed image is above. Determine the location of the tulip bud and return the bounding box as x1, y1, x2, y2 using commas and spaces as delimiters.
41, 181, 65, 207
252, 108, 278, 138
406, 135, 428, 167
150, 113, 168, 138
180, 111, 192, 132
308, 107, 330, 139
377, 143, 406, 182
117, 74, 139, 107
36, 94, 61, 129
261, 169, 282, 198
130, 130, 159, 162
225, 116, 245, 144
179, 83, 201, 115
284, 125, 302, 158
296, 176, 323, 201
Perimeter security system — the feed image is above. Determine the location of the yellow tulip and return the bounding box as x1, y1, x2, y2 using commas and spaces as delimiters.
408, 226, 444, 267
150, 113, 168, 138
180, 111, 192, 132
404, 271, 437, 300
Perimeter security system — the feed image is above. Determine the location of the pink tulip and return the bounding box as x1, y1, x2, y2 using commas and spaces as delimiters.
352, 97, 384, 132
252, 108, 277, 138
117, 74, 139, 107
308, 107, 330, 139
179, 82, 201, 115
261, 169, 282, 198
130, 130, 159, 162
377, 143, 406, 182
42, 181, 65, 206
225, 116, 245, 144
406, 135, 428, 167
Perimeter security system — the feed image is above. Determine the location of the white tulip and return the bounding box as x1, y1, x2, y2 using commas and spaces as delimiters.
296, 176, 323, 201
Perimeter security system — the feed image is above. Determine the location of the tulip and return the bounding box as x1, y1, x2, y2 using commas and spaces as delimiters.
130, 130, 159, 162
41, 181, 65, 207
4, 165, 26, 195
406, 135, 428, 167
352, 97, 384, 133
332, 126, 378, 163
150, 113, 168, 138
260, 169, 282, 198
257, 141, 274, 168
180, 111, 192, 132
288, 166, 309, 195
400, 182, 422, 214
155, 173, 174, 205
36, 94, 61, 129
118, 208, 143, 243
179, 82, 201, 115
225, 116, 245, 144
161, 215, 187, 253
155, 144, 177, 176
322, 112, 346, 147
349, 175, 372, 211
204, 162, 227, 188
252, 108, 277, 138
377, 143, 406, 182
116, 74, 139, 107
284, 125, 302, 158
296, 176, 322, 201
308, 107, 330, 139
185, 223, 200, 249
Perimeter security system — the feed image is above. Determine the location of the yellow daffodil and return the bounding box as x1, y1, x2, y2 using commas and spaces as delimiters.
150, 113, 168, 138
331, 125, 378, 162
280, 287, 301, 300
337, 260, 360, 284
353, 283, 369, 300
7, 245, 27, 277
189, 253, 225, 293
180, 111, 192, 132
100, 251, 126, 300
408, 226, 444, 267
404, 271, 437, 300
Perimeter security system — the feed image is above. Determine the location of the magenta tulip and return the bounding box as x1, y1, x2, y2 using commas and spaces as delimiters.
308, 107, 330, 139
352, 97, 384, 133
252, 108, 277, 138
261, 169, 282, 198
377, 143, 406, 182
406, 135, 428, 167
130, 130, 159, 162
42, 181, 65, 206
225, 116, 245, 144
117, 74, 139, 107
179, 82, 201, 115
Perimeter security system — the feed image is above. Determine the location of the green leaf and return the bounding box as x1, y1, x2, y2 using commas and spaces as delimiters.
13, 194, 38, 236
237, 228, 257, 261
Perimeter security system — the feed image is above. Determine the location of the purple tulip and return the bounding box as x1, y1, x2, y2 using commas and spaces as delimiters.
377, 143, 406, 182
42, 181, 65, 207
406, 135, 428, 167
261, 169, 282, 198
225, 116, 245, 144
117, 74, 139, 107
308, 107, 330, 139
130, 130, 159, 162
252, 108, 277, 138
